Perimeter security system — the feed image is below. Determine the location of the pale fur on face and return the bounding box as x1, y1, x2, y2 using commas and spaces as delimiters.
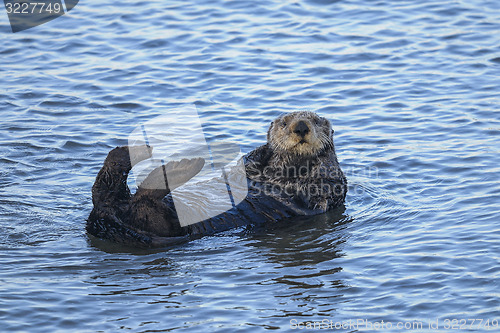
267, 111, 333, 159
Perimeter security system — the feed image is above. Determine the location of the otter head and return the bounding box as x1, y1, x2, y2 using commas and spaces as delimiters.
267, 111, 334, 159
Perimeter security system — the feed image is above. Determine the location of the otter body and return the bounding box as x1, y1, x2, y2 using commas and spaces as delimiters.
87, 111, 347, 248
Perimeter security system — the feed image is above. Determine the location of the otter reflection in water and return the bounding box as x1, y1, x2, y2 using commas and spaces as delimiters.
87, 111, 347, 248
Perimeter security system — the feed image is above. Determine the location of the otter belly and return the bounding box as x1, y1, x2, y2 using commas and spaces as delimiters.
163, 176, 326, 237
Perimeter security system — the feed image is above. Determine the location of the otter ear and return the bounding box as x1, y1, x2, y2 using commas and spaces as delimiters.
267, 121, 274, 142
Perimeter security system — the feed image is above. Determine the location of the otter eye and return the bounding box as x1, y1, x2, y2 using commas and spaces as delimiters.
281, 121, 287, 128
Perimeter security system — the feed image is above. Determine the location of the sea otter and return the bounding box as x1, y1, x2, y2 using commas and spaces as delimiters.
87, 111, 347, 247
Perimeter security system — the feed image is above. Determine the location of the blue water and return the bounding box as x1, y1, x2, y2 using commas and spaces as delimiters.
1, 0, 500, 331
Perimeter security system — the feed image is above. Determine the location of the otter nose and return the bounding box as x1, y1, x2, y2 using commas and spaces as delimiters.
293, 121, 309, 137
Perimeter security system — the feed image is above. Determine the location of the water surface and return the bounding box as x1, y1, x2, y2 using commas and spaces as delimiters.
1, 0, 500, 331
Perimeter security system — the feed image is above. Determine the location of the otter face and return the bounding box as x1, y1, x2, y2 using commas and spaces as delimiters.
267, 111, 333, 157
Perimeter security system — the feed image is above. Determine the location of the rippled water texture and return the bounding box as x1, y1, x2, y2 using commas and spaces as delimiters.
1, 0, 500, 331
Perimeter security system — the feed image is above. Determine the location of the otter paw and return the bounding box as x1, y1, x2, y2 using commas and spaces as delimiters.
138, 157, 205, 191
